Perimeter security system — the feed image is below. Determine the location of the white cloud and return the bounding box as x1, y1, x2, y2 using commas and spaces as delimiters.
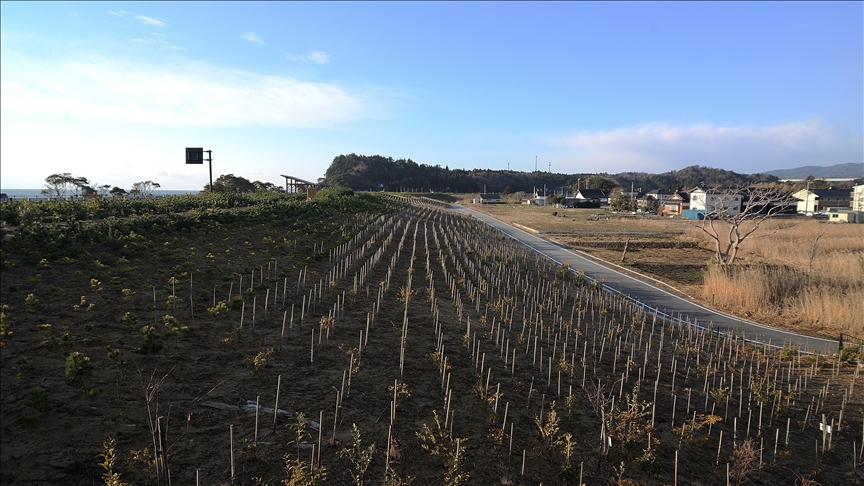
307, 51, 331, 64
550, 120, 864, 174
1, 52, 369, 128
285, 50, 331, 64
106, 10, 167, 28
129, 36, 185, 51
241, 32, 265, 44
135, 15, 166, 28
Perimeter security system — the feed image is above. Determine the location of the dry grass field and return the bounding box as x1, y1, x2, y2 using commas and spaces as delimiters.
462, 198, 864, 338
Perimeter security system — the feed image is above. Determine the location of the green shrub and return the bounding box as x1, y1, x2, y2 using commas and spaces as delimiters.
162, 315, 179, 337
208, 300, 230, 319
120, 312, 137, 327
139, 326, 163, 353
24, 293, 44, 313
0, 305, 11, 347
248, 348, 274, 376
65, 351, 93, 381
24, 387, 54, 413
840, 347, 863, 364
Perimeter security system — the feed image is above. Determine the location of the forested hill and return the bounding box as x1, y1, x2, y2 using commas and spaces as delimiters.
323, 154, 779, 193
324, 154, 582, 193
612, 166, 779, 192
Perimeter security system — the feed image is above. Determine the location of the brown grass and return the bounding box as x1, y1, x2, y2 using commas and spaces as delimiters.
689, 219, 864, 336
701, 263, 864, 335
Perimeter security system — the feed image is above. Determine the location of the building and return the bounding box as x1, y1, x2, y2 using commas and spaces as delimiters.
827, 208, 864, 223
662, 191, 690, 215
689, 187, 743, 216
793, 189, 853, 213
573, 189, 608, 204
646, 189, 675, 204
853, 184, 864, 212
478, 193, 502, 204
523, 187, 552, 206
636, 188, 679, 214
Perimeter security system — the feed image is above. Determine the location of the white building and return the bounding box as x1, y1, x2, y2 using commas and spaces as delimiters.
853, 184, 864, 212
792, 188, 853, 213
689, 187, 742, 216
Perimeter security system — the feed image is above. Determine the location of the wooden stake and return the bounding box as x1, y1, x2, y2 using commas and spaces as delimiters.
230, 424, 235, 481
273, 375, 281, 432
254, 395, 260, 445
674, 450, 678, 486
317, 410, 323, 467
717, 430, 723, 465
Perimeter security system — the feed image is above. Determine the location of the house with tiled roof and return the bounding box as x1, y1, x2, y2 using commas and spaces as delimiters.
663, 191, 690, 215
574, 189, 608, 204
478, 193, 502, 204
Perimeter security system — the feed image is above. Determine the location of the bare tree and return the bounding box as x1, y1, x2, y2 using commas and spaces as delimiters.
697, 185, 794, 266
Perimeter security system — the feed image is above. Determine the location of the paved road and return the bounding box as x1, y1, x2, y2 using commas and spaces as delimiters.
453, 205, 839, 353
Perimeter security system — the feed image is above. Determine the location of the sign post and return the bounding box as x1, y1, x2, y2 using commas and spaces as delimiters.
186, 148, 213, 192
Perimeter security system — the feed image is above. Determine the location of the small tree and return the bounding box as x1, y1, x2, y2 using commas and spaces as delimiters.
130, 181, 161, 198
42, 173, 92, 198
416, 410, 469, 486
698, 185, 793, 267
254, 180, 284, 193
338, 423, 375, 486
207, 174, 256, 193
609, 190, 636, 212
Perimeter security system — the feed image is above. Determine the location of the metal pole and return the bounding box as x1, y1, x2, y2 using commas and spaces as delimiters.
206, 150, 213, 192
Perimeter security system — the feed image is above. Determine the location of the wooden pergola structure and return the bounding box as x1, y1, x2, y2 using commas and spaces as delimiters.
281, 174, 317, 200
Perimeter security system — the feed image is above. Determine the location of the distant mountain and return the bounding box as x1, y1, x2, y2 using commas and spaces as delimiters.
765, 163, 864, 179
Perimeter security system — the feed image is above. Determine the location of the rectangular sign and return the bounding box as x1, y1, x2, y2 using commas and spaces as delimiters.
186, 147, 204, 164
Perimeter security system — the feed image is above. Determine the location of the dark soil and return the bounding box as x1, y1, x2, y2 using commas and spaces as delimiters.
1, 199, 860, 486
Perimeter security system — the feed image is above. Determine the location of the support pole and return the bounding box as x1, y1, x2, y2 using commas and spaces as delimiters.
206, 150, 213, 192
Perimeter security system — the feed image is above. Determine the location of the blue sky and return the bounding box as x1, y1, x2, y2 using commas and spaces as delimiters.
2, 2, 862, 190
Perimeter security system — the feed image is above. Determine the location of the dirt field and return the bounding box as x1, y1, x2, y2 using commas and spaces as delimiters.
1, 196, 861, 485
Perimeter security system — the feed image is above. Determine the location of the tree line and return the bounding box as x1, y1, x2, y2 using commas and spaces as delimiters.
39, 173, 285, 199
41, 173, 163, 199
323, 154, 790, 194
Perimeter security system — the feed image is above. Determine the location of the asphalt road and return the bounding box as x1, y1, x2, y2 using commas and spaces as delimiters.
453, 204, 839, 353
